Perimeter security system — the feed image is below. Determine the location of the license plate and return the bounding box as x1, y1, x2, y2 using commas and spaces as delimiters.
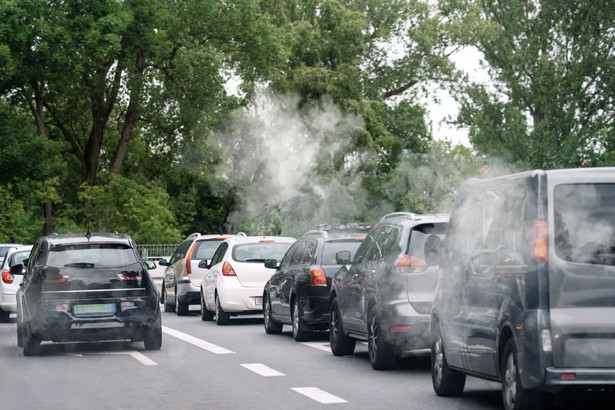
73, 303, 116, 315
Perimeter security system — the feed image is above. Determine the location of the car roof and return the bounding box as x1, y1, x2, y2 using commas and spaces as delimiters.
226, 236, 296, 245
375, 213, 449, 227
40, 233, 133, 246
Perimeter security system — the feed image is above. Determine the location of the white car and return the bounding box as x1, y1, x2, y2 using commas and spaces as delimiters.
201, 236, 295, 325
0, 245, 32, 322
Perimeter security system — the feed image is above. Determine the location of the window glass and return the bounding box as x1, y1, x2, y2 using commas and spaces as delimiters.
169, 241, 190, 265
290, 241, 307, 266
555, 183, 615, 265
233, 243, 293, 262
210, 242, 228, 266
353, 231, 377, 265
298, 240, 317, 265
408, 223, 447, 262
9, 250, 31, 267
279, 243, 299, 269
321, 239, 363, 265
193, 240, 223, 260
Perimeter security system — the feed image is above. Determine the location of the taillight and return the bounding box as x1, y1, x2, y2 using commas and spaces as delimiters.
186, 243, 197, 275
532, 220, 548, 261
121, 301, 135, 308
222, 262, 236, 276
117, 273, 139, 280
1, 269, 13, 284
45, 274, 70, 283
309, 268, 327, 286
394, 254, 427, 268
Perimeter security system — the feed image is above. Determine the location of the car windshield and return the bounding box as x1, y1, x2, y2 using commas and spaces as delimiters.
554, 183, 615, 266
233, 242, 292, 262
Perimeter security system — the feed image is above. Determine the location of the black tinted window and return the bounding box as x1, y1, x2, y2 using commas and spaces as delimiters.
555, 183, 615, 265
321, 240, 363, 265
47, 243, 138, 268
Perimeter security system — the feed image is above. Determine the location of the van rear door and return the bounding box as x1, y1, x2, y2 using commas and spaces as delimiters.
548, 173, 615, 368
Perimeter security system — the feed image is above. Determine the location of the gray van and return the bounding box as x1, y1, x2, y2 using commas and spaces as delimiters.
430, 168, 615, 410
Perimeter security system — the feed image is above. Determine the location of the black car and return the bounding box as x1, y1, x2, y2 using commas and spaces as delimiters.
262, 224, 372, 341
13, 232, 162, 356
431, 168, 615, 410
329, 213, 448, 370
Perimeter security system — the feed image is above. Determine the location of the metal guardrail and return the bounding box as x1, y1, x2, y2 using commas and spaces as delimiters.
136, 244, 179, 261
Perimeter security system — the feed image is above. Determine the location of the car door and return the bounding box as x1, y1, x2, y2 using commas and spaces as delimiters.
164, 240, 190, 301
268, 241, 300, 319
203, 242, 228, 310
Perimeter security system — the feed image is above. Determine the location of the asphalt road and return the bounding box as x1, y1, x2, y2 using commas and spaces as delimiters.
1, 305, 613, 409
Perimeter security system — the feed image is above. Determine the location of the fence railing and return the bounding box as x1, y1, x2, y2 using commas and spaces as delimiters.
136, 244, 179, 261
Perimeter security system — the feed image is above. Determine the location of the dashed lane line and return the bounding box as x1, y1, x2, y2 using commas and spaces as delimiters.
292, 387, 348, 404
300, 341, 331, 352
162, 326, 235, 354
241, 363, 285, 377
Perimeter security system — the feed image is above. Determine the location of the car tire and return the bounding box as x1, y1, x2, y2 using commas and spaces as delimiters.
329, 298, 355, 356
263, 294, 282, 334
292, 297, 312, 342
215, 295, 230, 325
17, 319, 23, 348
502, 339, 544, 410
0, 307, 10, 323
175, 288, 189, 316
368, 307, 396, 370
200, 291, 214, 321
431, 323, 465, 396
163, 284, 175, 313
144, 313, 162, 350
23, 322, 41, 357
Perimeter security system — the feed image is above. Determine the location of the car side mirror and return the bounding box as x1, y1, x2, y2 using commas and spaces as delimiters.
264, 259, 278, 269
336, 251, 351, 265
198, 259, 211, 269
424, 234, 442, 266
10, 264, 24, 276
158, 258, 169, 266
143, 260, 156, 270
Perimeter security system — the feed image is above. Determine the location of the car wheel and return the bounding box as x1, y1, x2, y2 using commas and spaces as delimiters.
200, 291, 214, 321
163, 285, 175, 313
368, 307, 396, 370
329, 298, 355, 356
215, 295, 230, 325
502, 339, 544, 410
431, 323, 465, 396
263, 294, 282, 334
175, 287, 189, 316
0, 307, 10, 323
292, 297, 312, 342
23, 322, 41, 357
144, 312, 162, 350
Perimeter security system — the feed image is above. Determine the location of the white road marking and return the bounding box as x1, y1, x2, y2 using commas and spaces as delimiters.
89, 351, 158, 366
300, 342, 331, 352
241, 363, 285, 377
292, 387, 348, 404
162, 326, 234, 354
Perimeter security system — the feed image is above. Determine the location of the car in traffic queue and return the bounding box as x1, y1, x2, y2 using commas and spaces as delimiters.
329, 212, 448, 370
262, 223, 372, 341
0, 243, 20, 265
14, 232, 162, 356
159, 233, 245, 315
0, 245, 33, 322
200, 235, 295, 325
431, 167, 615, 410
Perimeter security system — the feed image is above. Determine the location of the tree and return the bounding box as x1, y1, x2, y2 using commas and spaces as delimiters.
439, 0, 615, 168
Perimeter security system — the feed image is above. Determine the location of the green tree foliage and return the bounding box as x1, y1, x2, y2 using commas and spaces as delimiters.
440, 0, 615, 168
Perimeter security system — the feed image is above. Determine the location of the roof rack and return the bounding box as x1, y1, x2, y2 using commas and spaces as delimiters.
303, 223, 374, 239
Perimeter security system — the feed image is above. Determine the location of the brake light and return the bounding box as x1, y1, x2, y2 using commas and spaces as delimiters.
259, 240, 274, 243
117, 273, 139, 280
561, 373, 576, 379
186, 243, 197, 275
1, 269, 13, 284
390, 325, 411, 332
394, 254, 426, 268
45, 275, 70, 283
222, 262, 236, 276
309, 268, 327, 286
532, 220, 548, 261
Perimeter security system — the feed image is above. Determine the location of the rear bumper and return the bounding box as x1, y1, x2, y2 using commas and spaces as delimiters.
299, 295, 329, 328
543, 367, 615, 390
381, 300, 431, 352
177, 282, 201, 305
218, 280, 263, 313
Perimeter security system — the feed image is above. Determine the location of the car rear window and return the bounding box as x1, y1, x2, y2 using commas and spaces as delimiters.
47, 242, 139, 268
554, 183, 615, 265
193, 240, 224, 260
408, 223, 447, 263
9, 250, 30, 267
321, 239, 363, 265
233, 242, 292, 263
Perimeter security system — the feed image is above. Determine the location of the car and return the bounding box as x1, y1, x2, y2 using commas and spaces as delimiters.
0, 243, 20, 265
431, 167, 615, 410
262, 223, 372, 341
0, 245, 32, 322
329, 213, 448, 370
14, 232, 161, 356
159, 233, 245, 316
200, 235, 295, 325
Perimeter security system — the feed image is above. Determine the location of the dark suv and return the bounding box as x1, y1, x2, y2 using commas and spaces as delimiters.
262, 223, 372, 341
431, 168, 615, 410
329, 213, 448, 370
14, 233, 161, 356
